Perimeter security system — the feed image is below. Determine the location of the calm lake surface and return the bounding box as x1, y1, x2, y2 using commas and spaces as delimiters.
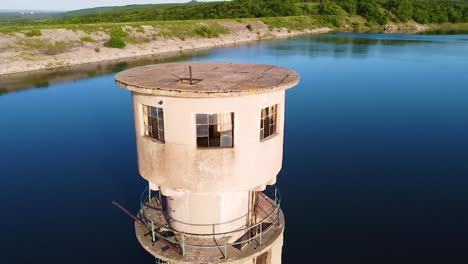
1, 33, 468, 264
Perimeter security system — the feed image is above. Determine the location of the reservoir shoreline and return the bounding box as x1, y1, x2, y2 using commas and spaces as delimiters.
0, 22, 332, 76
1, 19, 465, 77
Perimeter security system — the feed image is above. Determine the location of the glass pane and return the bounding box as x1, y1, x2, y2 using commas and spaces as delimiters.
265, 116, 271, 132
152, 125, 159, 140
221, 130, 232, 137
196, 114, 208, 125
151, 117, 158, 132
197, 137, 209, 147
209, 114, 219, 125
159, 130, 165, 142
157, 108, 163, 117
197, 125, 209, 137
221, 136, 233, 147
158, 118, 164, 130
268, 115, 276, 125
269, 124, 275, 135
150, 107, 158, 117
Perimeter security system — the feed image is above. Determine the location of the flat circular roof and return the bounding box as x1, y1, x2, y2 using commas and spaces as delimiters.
115, 62, 299, 98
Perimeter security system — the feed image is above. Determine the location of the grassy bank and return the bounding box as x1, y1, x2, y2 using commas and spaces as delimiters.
0, 14, 466, 76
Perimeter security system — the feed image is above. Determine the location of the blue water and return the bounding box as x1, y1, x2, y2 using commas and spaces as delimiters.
1, 33, 468, 264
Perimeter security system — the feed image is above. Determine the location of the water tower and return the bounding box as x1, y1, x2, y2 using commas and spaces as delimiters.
115, 62, 299, 264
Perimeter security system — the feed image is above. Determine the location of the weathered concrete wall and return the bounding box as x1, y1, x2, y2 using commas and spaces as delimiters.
132, 90, 286, 193
166, 191, 249, 234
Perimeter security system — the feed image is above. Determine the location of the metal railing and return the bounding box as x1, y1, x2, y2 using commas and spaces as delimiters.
138, 185, 282, 259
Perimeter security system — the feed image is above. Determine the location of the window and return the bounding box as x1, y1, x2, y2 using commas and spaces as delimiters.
143, 105, 165, 143
155, 258, 170, 264
196, 113, 234, 148
260, 105, 277, 140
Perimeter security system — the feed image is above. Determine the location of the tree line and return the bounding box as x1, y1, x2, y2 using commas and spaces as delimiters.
38, 0, 468, 25
305, 0, 468, 24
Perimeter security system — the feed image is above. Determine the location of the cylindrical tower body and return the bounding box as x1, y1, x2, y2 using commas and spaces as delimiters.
115, 62, 299, 264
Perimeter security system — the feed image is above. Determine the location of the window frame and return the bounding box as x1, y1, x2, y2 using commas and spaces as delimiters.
196, 113, 234, 148
142, 104, 165, 143
260, 104, 278, 141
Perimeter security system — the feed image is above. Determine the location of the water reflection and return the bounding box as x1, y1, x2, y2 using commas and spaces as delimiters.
2, 33, 467, 96
1, 32, 467, 264
263, 32, 468, 60
0, 49, 211, 95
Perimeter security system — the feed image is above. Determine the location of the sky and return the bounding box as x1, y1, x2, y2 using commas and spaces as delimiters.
1, 0, 220, 11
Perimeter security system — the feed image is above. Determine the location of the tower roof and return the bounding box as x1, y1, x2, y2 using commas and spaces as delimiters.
115, 62, 299, 98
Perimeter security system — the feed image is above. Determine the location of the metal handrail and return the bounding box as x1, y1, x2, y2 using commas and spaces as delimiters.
138, 185, 282, 258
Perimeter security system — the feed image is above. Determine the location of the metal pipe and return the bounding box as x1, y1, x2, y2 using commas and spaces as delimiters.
112, 200, 146, 227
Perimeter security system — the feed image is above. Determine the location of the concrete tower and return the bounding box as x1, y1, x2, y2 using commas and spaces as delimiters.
115, 62, 299, 264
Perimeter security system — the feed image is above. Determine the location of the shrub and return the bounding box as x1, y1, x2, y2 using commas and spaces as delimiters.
105, 28, 128, 48
105, 36, 126, 48
193, 26, 225, 38
80, 36, 95, 42
26, 29, 42, 37
246, 24, 253, 31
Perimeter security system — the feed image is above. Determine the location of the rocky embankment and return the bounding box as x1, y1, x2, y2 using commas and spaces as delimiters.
0, 21, 331, 75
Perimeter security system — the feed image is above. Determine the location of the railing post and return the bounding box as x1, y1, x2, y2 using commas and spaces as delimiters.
259, 223, 263, 245
277, 209, 280, 226
224, 243, 228, 260
148, 188, 152, 205
274, 187, 277, 205
151, 221, 156, 242
181, 235, 186, 257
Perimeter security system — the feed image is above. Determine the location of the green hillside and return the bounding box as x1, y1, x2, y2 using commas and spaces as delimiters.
0, 11, 62, 24
63, 3, 183, 17
46, 0, 468, 25
0, 0, 467, 31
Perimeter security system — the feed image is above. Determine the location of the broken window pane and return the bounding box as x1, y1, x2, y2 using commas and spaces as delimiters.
196, 112, 234, 148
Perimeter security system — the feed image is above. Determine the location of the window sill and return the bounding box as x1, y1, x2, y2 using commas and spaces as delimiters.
260, 132, 279, 143
196, 146, 234, 150
143, 136, 165, 144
